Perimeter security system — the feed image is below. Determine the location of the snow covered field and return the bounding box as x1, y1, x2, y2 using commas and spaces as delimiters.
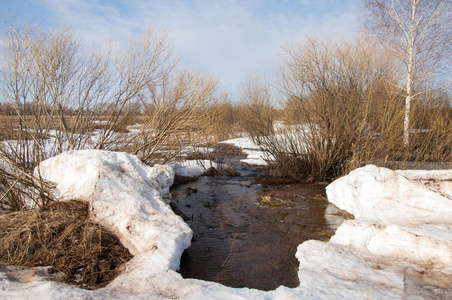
1, 150, 452, 299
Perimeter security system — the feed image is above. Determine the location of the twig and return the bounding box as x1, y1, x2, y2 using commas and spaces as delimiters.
221, 226, 239, 268
223, 220, 239, 228
0, 178, 19, 203
174, 181, 208, 199
174, 182, 194, 199
193, 182, 207, 190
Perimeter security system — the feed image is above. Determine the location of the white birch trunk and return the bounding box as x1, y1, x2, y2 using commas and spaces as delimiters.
403, 0, 416, 148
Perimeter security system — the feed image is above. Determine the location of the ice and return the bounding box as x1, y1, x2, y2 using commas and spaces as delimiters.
2, 152, 452, 299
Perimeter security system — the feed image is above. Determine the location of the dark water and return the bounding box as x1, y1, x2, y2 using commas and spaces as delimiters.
171, 156, 333, 291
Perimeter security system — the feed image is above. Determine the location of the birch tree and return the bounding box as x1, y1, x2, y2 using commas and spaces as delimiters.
361, 0, 452, 146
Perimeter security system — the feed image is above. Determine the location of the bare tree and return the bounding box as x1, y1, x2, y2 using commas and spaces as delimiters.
0, 20, 178, 161
239, 74, 276, 139
131, 69, 219, 163
0, 20, 178, 210
94, 26, 178, 150
361, 0, 452, 146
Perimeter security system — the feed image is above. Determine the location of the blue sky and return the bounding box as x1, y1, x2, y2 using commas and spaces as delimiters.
1, 0, 359, 96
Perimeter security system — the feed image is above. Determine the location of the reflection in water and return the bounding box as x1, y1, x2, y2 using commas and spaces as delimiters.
171, 157, 334, 291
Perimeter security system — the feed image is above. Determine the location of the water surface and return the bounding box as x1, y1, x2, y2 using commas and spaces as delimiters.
171, 156, 334, 290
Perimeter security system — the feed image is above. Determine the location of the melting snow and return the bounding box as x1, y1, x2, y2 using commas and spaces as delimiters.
220, 137, 269, 166
1, 151, 452, 299
172, 160, 221, 177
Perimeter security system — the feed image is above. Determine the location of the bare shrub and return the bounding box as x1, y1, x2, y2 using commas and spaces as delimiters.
208, 93, 241, 142
353, 87, 452, 170
130, 69, 220, 163
266, 35, 398, 181
0, 152, 55, 211
0, 20, 187, 210
408, 90, 452, 163
242, 34, 452, 182
238, 75, 277, 138
0, 21, 176, 154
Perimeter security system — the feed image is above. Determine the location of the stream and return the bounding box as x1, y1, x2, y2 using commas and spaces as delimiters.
170, 155, 337, 291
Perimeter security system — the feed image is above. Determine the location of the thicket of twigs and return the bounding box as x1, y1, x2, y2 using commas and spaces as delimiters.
240, 36, 452, 182
0, 20, 235, 211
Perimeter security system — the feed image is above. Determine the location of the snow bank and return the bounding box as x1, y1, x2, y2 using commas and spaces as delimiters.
36, 150, 188, 262
331, 220, 452, 268
2, 153, 452, 299
323, 165, 452, 298
220, 137, 261, 150
0, 150, 295, 299
326, 165, 452, 226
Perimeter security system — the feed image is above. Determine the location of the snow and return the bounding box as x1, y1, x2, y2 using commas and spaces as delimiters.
220, 125, 313, 166
2, 151, 452, 299
295, 240, 407, 299
331, 220, 452, 268
324, 165, 452, 298
220, 137, 261, 150
241, 149, 270, 166
326, 165, 452, 226
171, 159, 221, 177
220, 137, 269, 166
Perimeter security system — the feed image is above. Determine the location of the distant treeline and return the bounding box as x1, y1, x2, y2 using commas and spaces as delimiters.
0, 101, 165, 117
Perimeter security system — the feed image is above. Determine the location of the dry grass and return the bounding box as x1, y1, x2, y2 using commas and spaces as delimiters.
0, 200, 133, 289
0, 115, 140, 140
257, 195, 295, 208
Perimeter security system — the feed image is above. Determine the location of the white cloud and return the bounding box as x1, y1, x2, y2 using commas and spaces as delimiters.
35, 0, 358, 96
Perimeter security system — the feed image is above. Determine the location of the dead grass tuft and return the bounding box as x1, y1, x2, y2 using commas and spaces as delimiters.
0, 200, 133, 289
257, 195, 295, 208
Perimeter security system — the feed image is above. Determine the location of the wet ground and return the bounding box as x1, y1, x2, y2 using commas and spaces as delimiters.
170, 156, 337, 291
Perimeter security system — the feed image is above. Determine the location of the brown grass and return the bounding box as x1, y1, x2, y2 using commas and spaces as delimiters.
0, 200, 133, 289
0, 115, 142, 141
257, 195, 295, 208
